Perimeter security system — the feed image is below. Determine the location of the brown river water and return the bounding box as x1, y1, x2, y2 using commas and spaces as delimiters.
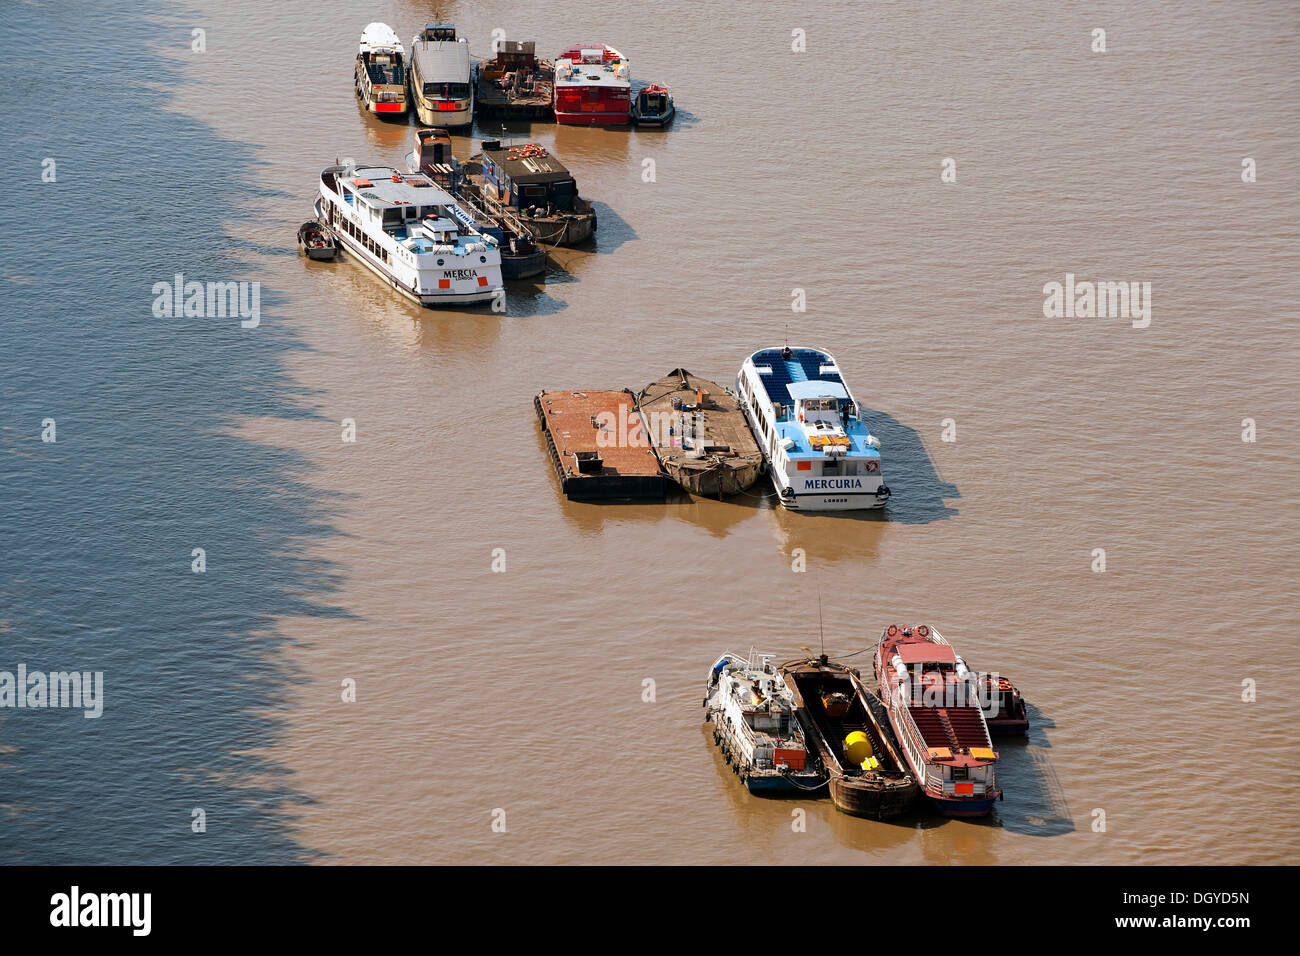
168, 0, 1297, 863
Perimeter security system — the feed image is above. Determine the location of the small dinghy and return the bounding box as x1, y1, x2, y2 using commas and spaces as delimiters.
630, 84, 674, 126
297, 220, 338, 261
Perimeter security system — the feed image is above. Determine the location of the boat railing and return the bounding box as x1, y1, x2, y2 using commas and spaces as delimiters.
457, 190, 536, 241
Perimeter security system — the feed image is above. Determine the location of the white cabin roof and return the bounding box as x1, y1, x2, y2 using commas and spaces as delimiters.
786, 380, 849, 401
359, 23, 403, 55
344, 166, 453, 207
413, 39, 470, 81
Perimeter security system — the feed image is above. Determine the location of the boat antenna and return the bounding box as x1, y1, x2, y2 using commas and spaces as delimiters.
817, 585, 825, 659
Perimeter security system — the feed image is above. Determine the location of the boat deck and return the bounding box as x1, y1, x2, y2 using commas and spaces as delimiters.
636, 369, 763, 496
535, 390, 668, 500
908, 705, 993, 752
476, 73, 555, 119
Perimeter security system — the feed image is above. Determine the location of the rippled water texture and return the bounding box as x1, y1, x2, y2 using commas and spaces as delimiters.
1, 0, 1296, 864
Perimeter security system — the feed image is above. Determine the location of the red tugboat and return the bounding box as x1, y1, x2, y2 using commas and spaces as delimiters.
874, 624, 1001, 816
553, 44, 630, 125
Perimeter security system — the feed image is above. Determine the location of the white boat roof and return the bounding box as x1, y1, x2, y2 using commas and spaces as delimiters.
344, 165, 454, 207
786, 380, 850, 400
359, 23, 403, 54
557, 68, 628, 88
413, 40, 471, 79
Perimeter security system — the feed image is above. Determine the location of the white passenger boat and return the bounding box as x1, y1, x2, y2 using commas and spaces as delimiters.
736, 346, 891, 511
703, 653, 825, 795
409, 23, 473, 128
316, 163, 503, 306
355, 23, 408, 118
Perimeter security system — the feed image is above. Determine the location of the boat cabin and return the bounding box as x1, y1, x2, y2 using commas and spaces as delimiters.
483, 40, 539, 83
479, 141, 580, 212
419, 23, 456, 42
412, 128, 461, 190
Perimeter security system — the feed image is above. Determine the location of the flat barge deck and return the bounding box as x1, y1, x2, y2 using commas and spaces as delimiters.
535, 389, 668, 500
476, 74, 555, 120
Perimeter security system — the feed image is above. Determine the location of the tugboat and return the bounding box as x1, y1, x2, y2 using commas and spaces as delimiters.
408, 23, 472, 128
553, 43, 630, 125
465, 141, 596, 246
736, 346, 890, 511
630, 84, 674, 126
874, 625, 1001, 816
703, 653, 826, 795
979, 672, 1030, 735
355, 23, 408, 118
635, 369, 764, 498
296, 220, 338, 261
316, 161, 503, 306
782, 654, 917, 818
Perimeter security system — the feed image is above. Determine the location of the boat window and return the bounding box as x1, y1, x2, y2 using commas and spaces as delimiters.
425, 82, 471, 99
382, 208, 403, 227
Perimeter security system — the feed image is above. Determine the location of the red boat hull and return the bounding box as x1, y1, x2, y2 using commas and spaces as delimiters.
553, 109, 627, 126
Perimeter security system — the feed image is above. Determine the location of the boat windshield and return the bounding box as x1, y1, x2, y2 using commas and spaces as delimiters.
425, 82, 470, 99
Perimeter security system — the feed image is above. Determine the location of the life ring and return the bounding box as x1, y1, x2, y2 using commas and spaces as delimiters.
886, 624, 898, 637
917, 625, 930, 637
866, 461, 879, 473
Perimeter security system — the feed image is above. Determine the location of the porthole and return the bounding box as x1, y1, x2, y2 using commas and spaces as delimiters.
479, 255, 486, 263
437, 258, 445, 266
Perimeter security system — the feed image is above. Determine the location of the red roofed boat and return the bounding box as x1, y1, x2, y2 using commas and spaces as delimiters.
873, 624, 1001, 816
553, 44, 630, 125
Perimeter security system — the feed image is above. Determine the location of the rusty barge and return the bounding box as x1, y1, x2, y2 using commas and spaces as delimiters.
535, 389, 668, 501
782, 655, 918, 818
635, 369, 764, 499
475, 40, 555, 120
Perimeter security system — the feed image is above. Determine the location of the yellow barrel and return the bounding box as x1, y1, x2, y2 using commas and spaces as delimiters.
844, 731, 874, 765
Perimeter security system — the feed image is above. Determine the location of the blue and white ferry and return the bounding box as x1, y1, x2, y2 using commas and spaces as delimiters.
316, 162, 503, 306
736, 346, 890, 511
